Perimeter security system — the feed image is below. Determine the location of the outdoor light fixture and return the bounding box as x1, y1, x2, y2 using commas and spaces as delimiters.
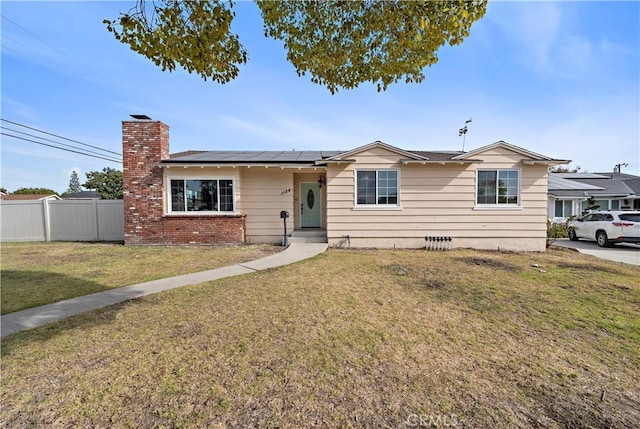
318, 175, 326, 188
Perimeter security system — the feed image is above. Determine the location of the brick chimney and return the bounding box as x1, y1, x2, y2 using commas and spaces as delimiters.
122, 119, 170, 244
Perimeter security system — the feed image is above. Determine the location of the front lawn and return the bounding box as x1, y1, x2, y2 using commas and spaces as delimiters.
1, 247, 639, 427
0, 242, 280, 314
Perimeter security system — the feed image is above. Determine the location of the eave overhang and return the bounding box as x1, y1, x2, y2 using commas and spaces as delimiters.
549, 191, 635, 198
522, 159, 571, 166
161, 163, 326, 170
314, 159, 356, 165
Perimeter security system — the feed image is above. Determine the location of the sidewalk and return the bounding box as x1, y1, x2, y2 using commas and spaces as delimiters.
1, 243, 328, 338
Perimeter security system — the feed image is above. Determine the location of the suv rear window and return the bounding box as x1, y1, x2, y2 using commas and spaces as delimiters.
619, 214, 640, 222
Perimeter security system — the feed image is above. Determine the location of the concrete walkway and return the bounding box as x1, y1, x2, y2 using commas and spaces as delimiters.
1, 243, 328, 338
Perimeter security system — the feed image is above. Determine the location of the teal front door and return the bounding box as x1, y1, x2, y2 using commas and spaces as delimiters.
300, 182, 321, 228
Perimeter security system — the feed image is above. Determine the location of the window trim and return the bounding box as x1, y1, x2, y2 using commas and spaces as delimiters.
165, 176, 237, 216
554, 199, 574, 218
474, 168, 521, 209
354, 168, 401, 208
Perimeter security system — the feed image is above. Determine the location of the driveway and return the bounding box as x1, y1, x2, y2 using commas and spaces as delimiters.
552, 239, 640, 266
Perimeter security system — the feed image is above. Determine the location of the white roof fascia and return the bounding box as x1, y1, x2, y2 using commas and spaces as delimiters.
454, 141, 559, 162
325, 141, 428, 161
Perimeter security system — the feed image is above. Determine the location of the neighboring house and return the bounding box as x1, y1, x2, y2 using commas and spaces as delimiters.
62, 191, 100, 200
123, 119, 568, 251
548, 172, 640, 220
0, 194, 61, 201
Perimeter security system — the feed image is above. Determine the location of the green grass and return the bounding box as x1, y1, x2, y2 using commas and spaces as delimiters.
1, 247, 639, 427
0, 242, 280, 314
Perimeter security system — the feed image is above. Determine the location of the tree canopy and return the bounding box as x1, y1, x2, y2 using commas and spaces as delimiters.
550, 165, 582, 173
105, 0, 487, 93
12, 187, 58, 195
83, 168, 123, 199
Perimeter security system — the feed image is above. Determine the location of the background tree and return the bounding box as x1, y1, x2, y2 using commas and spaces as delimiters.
585, 196, 601, 212
0, 187, 7, 194
104, 0, 487, 93
12, 187, 59, 195
550, 165, 582, 173
83, 168, 123, 199
66, 170, 82, 194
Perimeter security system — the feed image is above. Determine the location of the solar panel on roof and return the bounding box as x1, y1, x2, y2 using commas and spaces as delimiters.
165, 150, 348, 163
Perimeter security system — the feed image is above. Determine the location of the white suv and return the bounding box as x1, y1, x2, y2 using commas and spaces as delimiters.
569, 211, 640, 247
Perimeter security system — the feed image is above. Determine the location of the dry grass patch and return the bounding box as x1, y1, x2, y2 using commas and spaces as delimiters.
2, 247, 639, 428
0, 242, 280, 314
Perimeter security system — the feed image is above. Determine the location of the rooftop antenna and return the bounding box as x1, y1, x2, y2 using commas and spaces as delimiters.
459, 118, 472, 152
614, 162, 628, 173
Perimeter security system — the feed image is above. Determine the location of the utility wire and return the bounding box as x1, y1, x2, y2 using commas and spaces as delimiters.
1, 132, 122, 164
1, 118, 121, 156
2, 14, 80, 62
0, 126, 120, 159
1, 14, 107, 82
1, 45, 21, 56
1, 34, 50, 60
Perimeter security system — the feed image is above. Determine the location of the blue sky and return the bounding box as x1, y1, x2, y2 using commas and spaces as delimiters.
1, 1, 639, 194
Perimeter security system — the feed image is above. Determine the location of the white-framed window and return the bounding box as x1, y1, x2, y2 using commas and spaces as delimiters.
581, 199, 610, 211
476, 169, 520, 206
356, 169, 399, 206
554, 200, 573, 217
168, 178, 234, 213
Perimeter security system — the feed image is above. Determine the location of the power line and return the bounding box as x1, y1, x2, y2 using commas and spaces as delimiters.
1, 118, 121, 156
2, 14, 78, 61
1, 132, 122, 164
1, 45, 21, 56
1, 14, 107, 81
1, 34, 51, 60
0, 126, 121, 159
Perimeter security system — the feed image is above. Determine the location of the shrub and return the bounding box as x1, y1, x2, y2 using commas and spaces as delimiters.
546, 217, 576, 247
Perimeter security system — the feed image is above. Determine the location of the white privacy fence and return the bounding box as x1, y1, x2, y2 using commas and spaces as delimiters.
0, 200, 124, 242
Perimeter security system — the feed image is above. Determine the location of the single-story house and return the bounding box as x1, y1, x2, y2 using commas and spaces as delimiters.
0, 194, 61, 201
123, 118, 568, 251
548, 172, 640, 220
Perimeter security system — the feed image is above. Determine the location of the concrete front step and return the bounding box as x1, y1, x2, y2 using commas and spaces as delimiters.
291, 229, 326, 237
289, 229, 327, 243
288, 236, 328, 244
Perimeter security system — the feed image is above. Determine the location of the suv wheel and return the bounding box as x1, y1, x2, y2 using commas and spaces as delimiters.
568, 229, 578, 241
596, 230, 610, 248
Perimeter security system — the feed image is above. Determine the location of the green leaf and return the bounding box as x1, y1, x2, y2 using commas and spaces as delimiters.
104, 0, 487, 92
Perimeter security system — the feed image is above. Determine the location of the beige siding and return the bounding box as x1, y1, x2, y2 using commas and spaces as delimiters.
239, 168, 294, 244
471, 146, 531, 164
326, 147, 550, 251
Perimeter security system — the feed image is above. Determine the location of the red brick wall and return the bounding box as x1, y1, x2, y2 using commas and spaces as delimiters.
156, 215, 246, 245
122, 120, 246, 245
